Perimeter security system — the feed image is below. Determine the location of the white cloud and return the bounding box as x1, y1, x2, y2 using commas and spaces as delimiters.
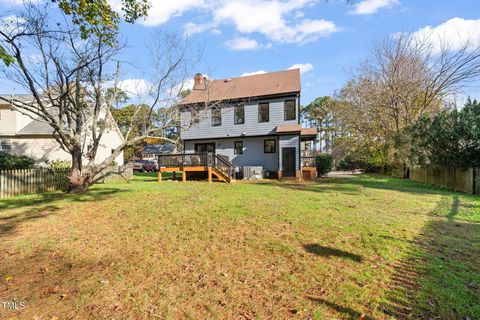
224, 37, 263, 51
116, 0, 341, 44
109, 0, 207, 26
117, 79, 151, 97
241, 70, 267, 77
0, 0, 42, 5
171, 79, 194, 95
411, 18, 480, 53
0, 15, 25, 34
289, 63, 314, 74
213, 0, 340, 43
348, 0, 399, 15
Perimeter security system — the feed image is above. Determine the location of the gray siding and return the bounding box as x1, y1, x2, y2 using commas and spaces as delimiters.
279, 134, 300, 171
180, 95, 299, 140
184, 136, 278, 171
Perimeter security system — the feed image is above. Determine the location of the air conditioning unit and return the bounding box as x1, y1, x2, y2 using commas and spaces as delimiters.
243, 166, 263, 180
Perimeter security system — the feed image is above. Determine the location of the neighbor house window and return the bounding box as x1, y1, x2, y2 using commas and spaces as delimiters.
264, 139, 276, 153
211, 107, 221, 126
234, 104, 244, 124
284, 100, 296, 121
234, 141, 243, 155
258, 102, 269, 123
0, 140, 12, 152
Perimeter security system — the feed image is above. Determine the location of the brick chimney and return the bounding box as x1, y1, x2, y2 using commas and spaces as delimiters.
193, 73, 205, 90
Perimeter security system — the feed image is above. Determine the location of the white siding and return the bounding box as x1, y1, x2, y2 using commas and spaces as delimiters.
92, 127, 124, 165
10, 137, 70, 165
0, 105, 17, 135
8, 135, 123, 166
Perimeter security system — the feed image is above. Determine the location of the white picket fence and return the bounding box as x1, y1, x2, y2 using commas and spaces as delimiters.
0, 168, 70, 198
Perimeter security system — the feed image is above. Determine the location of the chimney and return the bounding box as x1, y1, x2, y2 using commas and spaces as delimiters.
194, 73, 205, 90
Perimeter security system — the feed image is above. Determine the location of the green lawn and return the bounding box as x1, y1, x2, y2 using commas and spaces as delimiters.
0, 174, 479, 319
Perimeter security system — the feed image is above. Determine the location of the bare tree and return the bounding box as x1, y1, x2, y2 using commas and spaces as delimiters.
0, 3, 195, 192
335, 32, 480, 170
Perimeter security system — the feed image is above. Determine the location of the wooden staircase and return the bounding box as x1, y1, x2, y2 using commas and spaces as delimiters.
158, 153, 235, 183
211, 166, 232, 183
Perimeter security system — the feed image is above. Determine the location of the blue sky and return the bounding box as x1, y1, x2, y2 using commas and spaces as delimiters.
1, 0, 480, 105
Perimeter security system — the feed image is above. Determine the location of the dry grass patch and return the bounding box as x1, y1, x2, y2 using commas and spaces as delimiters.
0, 174, 479, 319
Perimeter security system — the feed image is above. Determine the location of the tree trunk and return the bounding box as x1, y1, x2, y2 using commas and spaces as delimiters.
67, 148, 91, 193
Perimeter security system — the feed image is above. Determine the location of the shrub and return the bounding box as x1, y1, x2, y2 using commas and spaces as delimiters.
316, 154, 333, 177
0, 151, 35, 170
47, 159, 72, 170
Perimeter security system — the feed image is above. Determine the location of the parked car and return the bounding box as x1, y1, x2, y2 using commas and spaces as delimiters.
132, 159, 158, 172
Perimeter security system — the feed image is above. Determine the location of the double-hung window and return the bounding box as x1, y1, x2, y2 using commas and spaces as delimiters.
264, 139, 276, 153
258, 102, 269, 123
0, 139, 12, 152
284, 100, 296, 121
234, 104, 244, 124
234, 141, 243, 155
211, 107, 221, 126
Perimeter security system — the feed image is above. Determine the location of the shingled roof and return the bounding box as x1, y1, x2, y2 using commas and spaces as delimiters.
180, 69, 301, 105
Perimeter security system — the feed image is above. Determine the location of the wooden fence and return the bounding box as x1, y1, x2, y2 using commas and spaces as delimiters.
0, 166, 134, 198
0, 168, 70, 198
410, 166, 479, 195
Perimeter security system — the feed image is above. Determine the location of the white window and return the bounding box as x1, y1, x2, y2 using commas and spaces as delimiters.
0, 140, 12, 152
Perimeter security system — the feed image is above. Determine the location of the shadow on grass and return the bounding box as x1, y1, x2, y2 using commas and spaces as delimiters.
382, 196, 480, 319
0, 187, 125, 239
307, 296, 375, 320
304, 244, 363, 263
253, 180, 360, 195
131, 171, 177, 182
255, 174, 473, 198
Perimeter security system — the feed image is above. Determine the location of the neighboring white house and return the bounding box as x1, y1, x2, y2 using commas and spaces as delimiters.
0, 94, 124, 166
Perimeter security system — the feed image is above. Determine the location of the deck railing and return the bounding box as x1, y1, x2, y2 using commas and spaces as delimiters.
301, 156, 316, 168
158, 153, 235, 180
158, 153, 215, 167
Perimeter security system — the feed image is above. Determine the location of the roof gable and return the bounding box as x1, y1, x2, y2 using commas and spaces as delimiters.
180, 69, 301, 105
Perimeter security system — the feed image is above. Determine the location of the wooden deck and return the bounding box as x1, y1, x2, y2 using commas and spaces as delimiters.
157, 154, 234, 183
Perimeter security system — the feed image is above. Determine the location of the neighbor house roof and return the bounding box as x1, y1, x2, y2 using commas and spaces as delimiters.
142, 144, 177, 155
0, 94, 53, 135
17, 118, 53, 135
0, 94, 101, 135
180, 69, 301, 105
0, 94, 35, 104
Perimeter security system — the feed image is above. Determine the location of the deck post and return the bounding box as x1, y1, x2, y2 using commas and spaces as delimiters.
182, 170, 186, 183
208, 167, 212, 183
173, 171, 176, 180
157, 170, 162, 182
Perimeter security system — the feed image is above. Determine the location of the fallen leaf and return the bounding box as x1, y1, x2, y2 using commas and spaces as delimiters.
99, 280, 109, 285
49, 286, 60, 294
5, 276, 14, 282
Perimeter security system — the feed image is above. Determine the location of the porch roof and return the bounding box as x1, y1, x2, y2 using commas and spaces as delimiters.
275, 125, 317, 140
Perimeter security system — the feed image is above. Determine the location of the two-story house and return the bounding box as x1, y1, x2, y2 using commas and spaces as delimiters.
165, 69, 317, 181
0, 94, 124, 166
